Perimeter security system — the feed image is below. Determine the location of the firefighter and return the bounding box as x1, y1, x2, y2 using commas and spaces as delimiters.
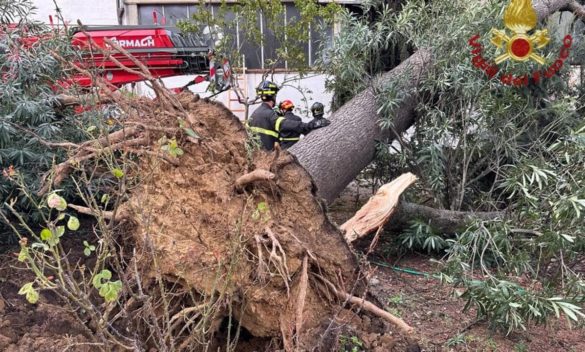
277, 99, 303, 149
249, 81, 330, 151
310, 101, 325, 120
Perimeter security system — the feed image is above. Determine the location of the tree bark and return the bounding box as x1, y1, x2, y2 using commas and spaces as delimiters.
290, 50, 431, 204
290, 0, 573, 204
386, 202, 505, 234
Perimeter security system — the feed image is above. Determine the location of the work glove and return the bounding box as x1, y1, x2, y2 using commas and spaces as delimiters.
309, 118, 331, 130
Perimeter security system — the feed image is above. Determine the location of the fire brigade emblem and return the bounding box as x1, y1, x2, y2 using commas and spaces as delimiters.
468, 0, 572, 87
490, 0, 550, 64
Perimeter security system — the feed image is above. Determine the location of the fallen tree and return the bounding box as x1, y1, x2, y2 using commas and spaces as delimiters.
1, 32, 419, 350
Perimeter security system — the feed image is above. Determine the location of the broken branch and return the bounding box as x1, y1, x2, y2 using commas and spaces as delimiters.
68, 204, 114, 219
341, 173, 417, 242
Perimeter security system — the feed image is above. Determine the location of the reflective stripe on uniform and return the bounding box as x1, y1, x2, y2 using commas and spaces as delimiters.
275, 117, 285, 132
279, 137, 300, 141
249, 126, 279, 138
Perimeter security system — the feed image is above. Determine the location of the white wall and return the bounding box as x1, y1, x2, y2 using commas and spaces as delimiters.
30, 0, 118, 25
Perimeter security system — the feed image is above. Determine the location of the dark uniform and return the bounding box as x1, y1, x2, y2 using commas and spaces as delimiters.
249, 102, 316, 151
279, 110, 303, 149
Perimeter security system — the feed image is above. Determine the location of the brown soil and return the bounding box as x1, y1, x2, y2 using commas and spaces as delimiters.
0, 251, 92, 352
366, 254, 585, 352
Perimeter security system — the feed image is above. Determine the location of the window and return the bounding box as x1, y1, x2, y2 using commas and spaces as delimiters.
164, 5, 190, 25
138, 5, 163, 25
136, 3, 332, 70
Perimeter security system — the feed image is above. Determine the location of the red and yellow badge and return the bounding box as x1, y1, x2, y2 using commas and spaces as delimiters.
469, 0, 572, 87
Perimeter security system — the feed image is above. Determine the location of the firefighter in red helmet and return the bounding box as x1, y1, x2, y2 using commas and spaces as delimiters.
277, 99, 304, 149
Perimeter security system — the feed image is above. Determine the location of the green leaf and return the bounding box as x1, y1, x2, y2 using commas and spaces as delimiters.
47, 193, 67, 211
111, 168, 125, 179
184, 127, 200, 139
18, 247, 29, 262
31, 243, 49, 251
84, 248, 91, 256
257, 201, 268, 213
57, 213, 66, 221
26, 290, 39, 304
560, 234, 575, 243
86, 125, 97, 133
92, 269, 112, 289
67, 216, 80, 231
56, 226, 65, 237
559, 303, 579, 322
40, 228, 52, 241
18, 282, 39, 304
92, 269, 122, 302
101, 194, 110, 204
18, 282, 33, 295
103, 281, 122, 302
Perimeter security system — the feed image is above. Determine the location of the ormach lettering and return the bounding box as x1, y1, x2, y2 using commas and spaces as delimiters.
108, 36, 155, 48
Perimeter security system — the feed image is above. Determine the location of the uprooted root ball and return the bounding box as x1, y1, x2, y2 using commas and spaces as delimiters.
120, 93, 360, 350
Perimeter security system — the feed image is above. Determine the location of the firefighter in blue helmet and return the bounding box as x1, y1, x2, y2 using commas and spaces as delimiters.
248, 81, 330, 151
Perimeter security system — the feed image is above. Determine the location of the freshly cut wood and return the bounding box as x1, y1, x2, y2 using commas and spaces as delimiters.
341, 173, 417, 242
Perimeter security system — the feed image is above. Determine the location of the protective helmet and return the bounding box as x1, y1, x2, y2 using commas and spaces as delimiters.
311, 102, 324, 117
256, 80, 279, 101
279, 99, 295, 112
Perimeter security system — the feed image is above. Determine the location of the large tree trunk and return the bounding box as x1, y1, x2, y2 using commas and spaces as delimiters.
291, 0, 573, 204
290, 50, 431, 204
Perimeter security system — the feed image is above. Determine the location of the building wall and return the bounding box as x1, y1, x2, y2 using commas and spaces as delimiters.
30, 0, 118, 25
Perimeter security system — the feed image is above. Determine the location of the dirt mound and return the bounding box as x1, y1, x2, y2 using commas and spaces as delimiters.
119, 93, 360, 349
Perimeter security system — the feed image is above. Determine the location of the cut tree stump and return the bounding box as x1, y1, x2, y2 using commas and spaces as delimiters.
341, 173, 418, 242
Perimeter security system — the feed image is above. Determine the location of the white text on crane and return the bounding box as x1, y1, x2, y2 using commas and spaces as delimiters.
108, 36, 155, 48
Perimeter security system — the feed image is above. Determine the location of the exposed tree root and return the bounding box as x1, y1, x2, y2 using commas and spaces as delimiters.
294, 255, 309, 344
67, 204, 114, 219
234, 169, 276, 189
315, 274, 415, 337
262, 227, 291, 295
